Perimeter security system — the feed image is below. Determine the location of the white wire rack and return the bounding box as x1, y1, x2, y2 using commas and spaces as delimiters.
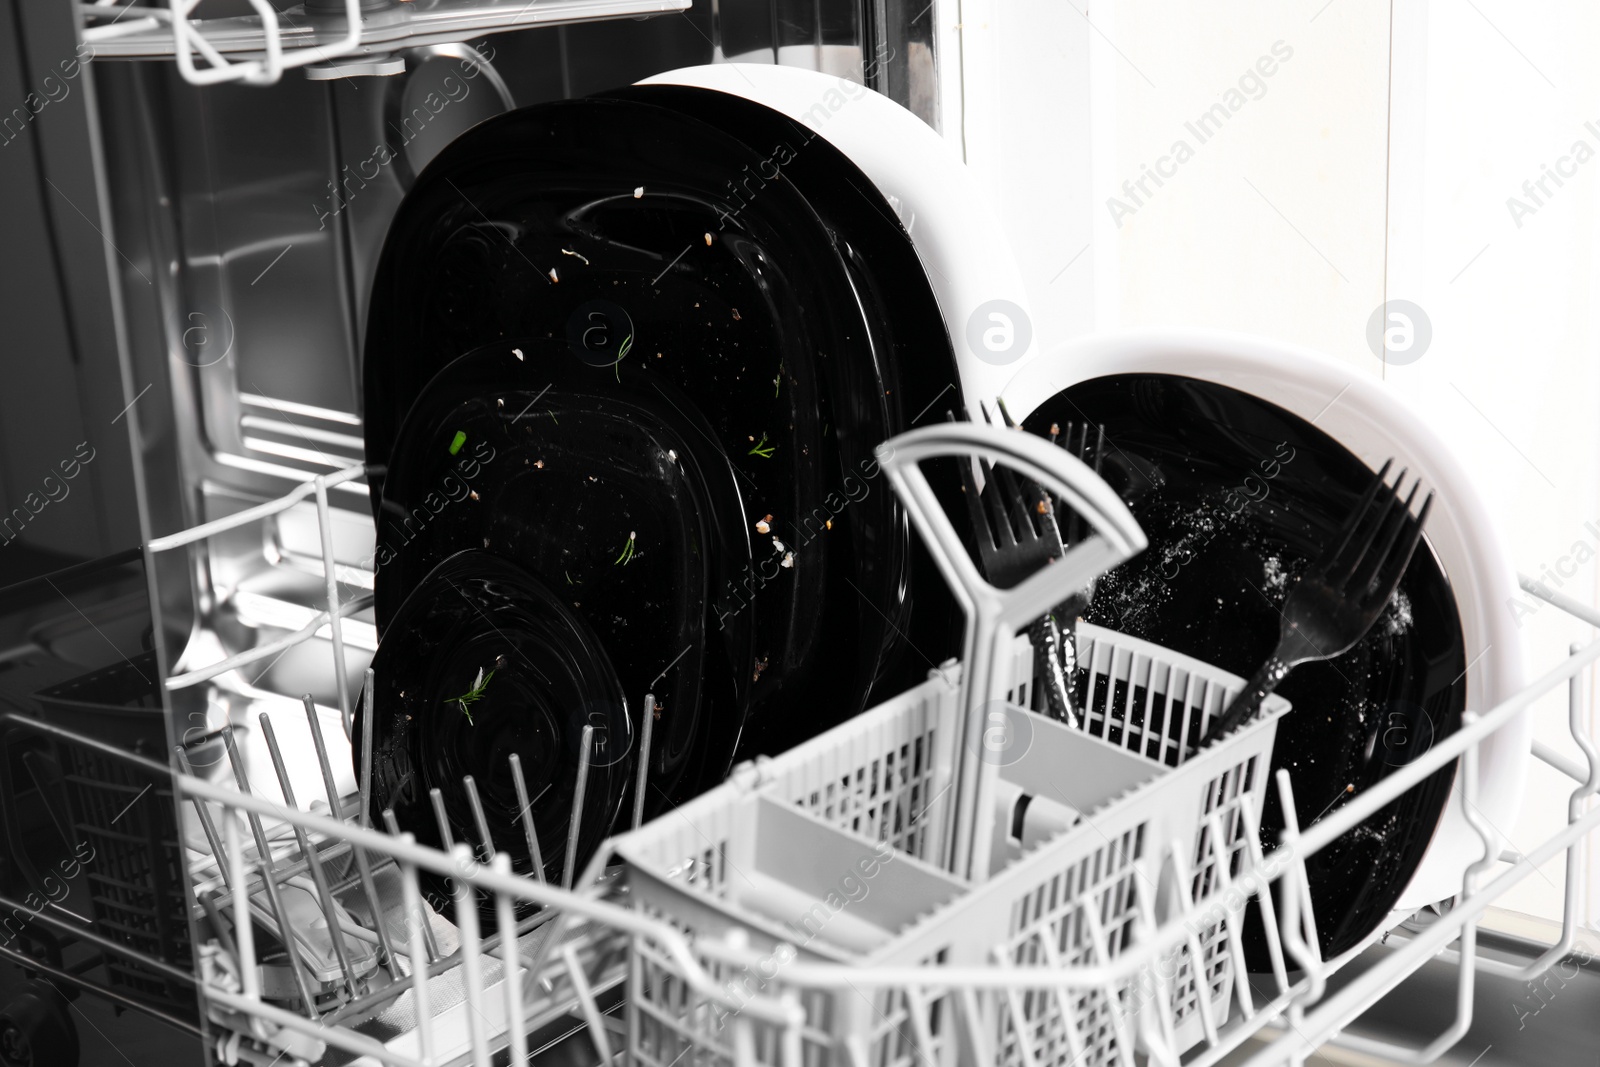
78, 0, 692, 86
96, 437, 1600, 1066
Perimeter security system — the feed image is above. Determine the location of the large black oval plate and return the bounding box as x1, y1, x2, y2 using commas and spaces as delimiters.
363, 94, 965, 797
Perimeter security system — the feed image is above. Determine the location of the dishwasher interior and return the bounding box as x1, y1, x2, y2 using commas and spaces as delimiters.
2, 3, 1600, 1067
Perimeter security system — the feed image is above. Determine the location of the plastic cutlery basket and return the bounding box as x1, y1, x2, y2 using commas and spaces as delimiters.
617, 628, 1288, 1067
612, 425, 1292, 1067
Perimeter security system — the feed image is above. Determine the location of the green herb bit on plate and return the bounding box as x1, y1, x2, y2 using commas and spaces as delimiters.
445, 666, 494, 724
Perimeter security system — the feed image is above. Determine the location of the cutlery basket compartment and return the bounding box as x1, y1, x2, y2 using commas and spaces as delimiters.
616, 624, 1290, 1067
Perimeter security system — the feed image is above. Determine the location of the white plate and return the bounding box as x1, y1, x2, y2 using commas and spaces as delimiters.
638, 63, 1032, 411
1000, 327, 1528, 913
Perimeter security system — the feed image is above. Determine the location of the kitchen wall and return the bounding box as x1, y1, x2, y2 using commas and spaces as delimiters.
956, 0, 1600, 928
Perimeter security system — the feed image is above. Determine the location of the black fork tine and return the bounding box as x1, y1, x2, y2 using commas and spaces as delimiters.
976, 456, 1020, 548
984, 455, 1041, 544
1078, 424, 1106, 548
1362, 489, 1434, 608
1349, 477, 1421, 596
982, 400, 1045, 542
1320, 459, 1396, 583
1069, 422, 1088, 546
1332, 466, 1407, 588
949, 411, 998, 556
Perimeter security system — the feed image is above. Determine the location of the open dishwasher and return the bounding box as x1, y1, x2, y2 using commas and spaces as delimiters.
2, 3, 1600, 1066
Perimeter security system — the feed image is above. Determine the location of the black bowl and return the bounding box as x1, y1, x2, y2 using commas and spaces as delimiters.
1023, 373, 1466, 960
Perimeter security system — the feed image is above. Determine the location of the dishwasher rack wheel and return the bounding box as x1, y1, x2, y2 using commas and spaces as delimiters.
0, 979, 77, 1067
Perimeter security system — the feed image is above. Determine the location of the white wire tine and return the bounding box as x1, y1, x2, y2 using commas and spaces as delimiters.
174, 744, 230, 891
297, 692, 399, 977
633, 693, 656, 829
564, 724, 594, 889
778, 991, 804, 1067
430, 787, 456, 850
508, 753, 547, 883
1162, 835, 1221, 1047
731, 1013, 757, 1067
311, 476, 353, 733
904, 985, 937, 1065
452, 845, 491, 1067
1133, 870, 1181, 1066
223, 812, 261, 1004
1037, 929, 1089, 1067
562, 944, 615, 1065
398, 834, 435, 1066
463, 774, 496, 863
360, 666, 376, 822
956, 986, 993, 1066
387, 808, 440, 962
301, 694, 346, 822
1203, 810, 1256, 1019
1081, 901, 1137, 1067
1274, 768, 1326, 1007
493, 853, 528, 1067
257, 712, 360, 994
1238, 790, 1291, 993
221, 726, 320, 1014
989, 946, 1042, 1067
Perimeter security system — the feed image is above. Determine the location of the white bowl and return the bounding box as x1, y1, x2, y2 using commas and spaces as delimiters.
1000, 327, 1528, 914
638, 63, 1032, 411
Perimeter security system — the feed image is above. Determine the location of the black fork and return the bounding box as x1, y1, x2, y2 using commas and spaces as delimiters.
1195, 458, 1434, 751
951, 403, 1107, 725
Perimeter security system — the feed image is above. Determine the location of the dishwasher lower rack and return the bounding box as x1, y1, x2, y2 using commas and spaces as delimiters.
118, 464, 1600, 1067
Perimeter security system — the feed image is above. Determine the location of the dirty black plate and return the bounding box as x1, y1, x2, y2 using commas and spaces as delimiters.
362, 94, 965, 801
1023, 373, 1466, 961
357, 549, 630, 913
601, 81, 972, 754
375, 341, 751, 813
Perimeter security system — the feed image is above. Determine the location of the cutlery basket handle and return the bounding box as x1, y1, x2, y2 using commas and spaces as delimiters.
874, 423, 1147, 880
